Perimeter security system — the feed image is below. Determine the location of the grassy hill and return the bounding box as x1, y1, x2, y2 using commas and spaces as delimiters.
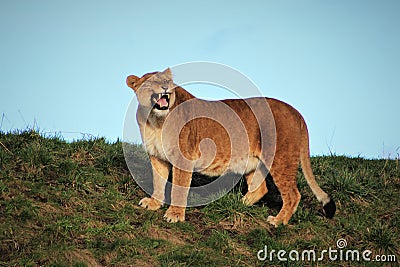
0, 130, 398, 266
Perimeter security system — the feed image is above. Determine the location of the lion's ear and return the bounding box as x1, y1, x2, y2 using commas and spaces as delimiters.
162, 68, 173, 79
126, 75, 140, 91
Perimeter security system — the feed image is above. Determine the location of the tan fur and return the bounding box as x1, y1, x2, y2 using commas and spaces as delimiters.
126, 69, 334, 226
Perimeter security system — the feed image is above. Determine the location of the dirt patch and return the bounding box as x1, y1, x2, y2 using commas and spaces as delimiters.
66, 249, 101, 266
148, 226, 186, 245
218, 213, 255, 234
131, 258, 158, 267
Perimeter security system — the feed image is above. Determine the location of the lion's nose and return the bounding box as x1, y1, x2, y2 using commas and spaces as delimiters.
161, 86, 168, 90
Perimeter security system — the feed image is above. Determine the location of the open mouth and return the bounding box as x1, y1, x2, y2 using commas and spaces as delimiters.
152, 93, 171, 110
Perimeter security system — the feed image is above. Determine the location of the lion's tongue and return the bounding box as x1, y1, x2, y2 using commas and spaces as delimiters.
157, 97, 168, 108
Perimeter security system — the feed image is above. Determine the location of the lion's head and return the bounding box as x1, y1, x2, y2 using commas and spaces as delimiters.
126, 68, 177, 117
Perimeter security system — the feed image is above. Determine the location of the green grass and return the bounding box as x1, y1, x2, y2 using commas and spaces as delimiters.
0, 130, 399, 266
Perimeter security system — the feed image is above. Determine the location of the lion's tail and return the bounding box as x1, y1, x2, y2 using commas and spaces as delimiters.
300, 120, 336, 219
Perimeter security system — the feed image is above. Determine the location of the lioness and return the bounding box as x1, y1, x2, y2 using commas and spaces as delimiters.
126, 68, 336, 227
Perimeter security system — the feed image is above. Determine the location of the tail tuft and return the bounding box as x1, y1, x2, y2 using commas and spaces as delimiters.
323, 197, 336, 219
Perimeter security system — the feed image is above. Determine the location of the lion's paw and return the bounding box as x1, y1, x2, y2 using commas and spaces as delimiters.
164, 207, 185, 223
242, 192, 260, 206
267, 216, 283, 228
139, 197, 162, 211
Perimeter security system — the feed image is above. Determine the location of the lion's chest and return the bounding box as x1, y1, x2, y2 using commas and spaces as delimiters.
142, 126, 167, 160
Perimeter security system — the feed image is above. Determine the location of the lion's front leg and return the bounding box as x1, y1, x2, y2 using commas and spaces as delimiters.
164, 167, 192, 223
139, 156, 170, 211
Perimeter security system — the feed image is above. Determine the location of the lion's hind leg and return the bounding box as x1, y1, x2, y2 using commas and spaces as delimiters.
242, 162, 268, 206
266, 184, 301, 227
266, 157, 301, 227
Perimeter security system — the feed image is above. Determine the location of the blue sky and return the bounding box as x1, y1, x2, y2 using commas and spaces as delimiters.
1, 0, 399, 158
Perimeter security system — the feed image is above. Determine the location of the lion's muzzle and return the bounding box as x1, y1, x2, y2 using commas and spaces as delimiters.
152, 93, 171, 110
